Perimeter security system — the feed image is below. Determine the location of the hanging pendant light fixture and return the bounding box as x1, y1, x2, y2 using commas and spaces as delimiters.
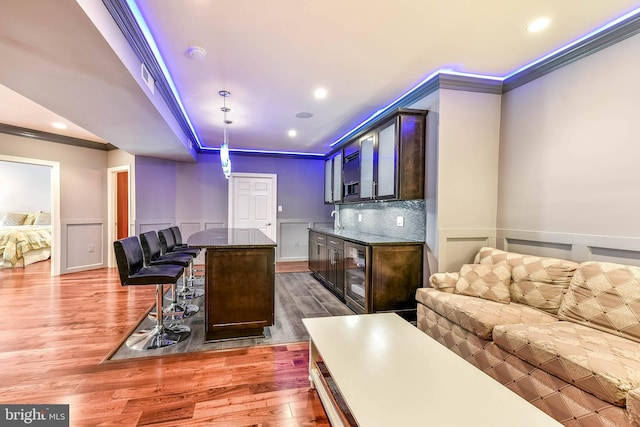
219, 90, 232, 179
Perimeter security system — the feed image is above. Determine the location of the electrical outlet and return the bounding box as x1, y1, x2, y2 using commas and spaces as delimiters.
396, 216, 404, 227
88, 244, 94, 253
358, 213, 362, 222
278, 205, 283, 212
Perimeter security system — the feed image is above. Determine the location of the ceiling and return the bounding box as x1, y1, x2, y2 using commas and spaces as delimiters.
1, 0, 640, 161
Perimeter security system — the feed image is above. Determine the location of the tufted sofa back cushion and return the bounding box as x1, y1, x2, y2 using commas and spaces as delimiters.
559, 261, 640, 344
475, 247, 579, 314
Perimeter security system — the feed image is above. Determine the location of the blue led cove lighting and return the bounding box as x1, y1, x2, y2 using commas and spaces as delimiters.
125, 0, 203, 149
123, 1, 640, 155
329, 5, 640, 148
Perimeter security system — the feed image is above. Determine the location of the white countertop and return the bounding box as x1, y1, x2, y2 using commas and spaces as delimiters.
303, 313, 562, 427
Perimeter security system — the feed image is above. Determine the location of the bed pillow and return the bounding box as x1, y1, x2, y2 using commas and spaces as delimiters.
34, 211, 51, 225
454, 263, 512, 304
23, 212, 39, 225
0, 212, 28, 226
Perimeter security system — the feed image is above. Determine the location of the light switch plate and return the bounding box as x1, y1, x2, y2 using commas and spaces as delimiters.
396, 216, 404, 227
278, 206, 283, 212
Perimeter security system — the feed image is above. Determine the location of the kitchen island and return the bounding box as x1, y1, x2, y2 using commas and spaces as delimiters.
187, 228, 276, 341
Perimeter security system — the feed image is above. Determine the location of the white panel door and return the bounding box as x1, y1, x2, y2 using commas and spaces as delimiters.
229, 173, 277, 241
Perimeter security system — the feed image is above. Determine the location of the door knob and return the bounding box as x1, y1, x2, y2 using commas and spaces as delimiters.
265, 223, 271, 226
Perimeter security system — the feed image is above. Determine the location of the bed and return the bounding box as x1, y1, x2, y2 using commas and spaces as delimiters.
0, 212, 52, 268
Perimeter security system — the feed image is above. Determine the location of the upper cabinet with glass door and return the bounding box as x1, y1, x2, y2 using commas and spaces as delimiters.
324, 150, 343, 204
359, 108, 427, 202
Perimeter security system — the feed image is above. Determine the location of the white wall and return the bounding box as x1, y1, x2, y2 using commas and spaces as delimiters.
0, 133, 108, 274
0, 160, 51, 213
135, 152, 333, 262
498, 31, 640, 264
412, 89, 502, 272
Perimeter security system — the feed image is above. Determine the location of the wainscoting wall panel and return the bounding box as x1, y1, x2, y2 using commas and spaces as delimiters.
435, 228, 496, 272
497, 228, 640, 267
138, 221, 172, 235
205, 221, 225, 230
277, 219, 312, 261
62, 219, 105, 273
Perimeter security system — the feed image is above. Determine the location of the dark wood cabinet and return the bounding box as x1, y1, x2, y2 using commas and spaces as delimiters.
309, 230, 423, 320
324, 152, 343, 204
188, 228, 276, 341
359, 109, 427, 202
309, 231, 328, 283
326, 237, 344, 298
324, 108, 427, 204
204, 247, 275, 340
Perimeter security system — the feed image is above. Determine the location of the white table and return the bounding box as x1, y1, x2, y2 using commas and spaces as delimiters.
302, 313, 562, 427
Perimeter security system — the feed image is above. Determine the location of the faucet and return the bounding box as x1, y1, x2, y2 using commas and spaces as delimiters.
331, 210, 340, 229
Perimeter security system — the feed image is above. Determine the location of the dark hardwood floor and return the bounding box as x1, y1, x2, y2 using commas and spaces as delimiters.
0, 260, 332, 426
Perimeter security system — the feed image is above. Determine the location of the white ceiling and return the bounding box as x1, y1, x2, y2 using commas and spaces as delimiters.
1, 0, 640, 159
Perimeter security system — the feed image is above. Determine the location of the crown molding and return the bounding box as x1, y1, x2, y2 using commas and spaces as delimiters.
0, 123, 115, 151
503, 12, 640, 92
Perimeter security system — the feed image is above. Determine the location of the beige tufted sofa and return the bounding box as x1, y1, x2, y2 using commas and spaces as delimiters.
416, 247, 640, 427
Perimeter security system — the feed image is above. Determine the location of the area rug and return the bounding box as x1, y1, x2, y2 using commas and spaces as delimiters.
108, 272, 354, 360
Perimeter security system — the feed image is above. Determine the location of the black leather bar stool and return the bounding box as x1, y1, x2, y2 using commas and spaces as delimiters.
139, 231, 199, 318
113, 236, 189, 350
170, 226, 204, 286
158, 228, 204, 298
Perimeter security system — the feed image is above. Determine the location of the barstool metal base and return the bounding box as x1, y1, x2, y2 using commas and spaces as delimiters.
125, 325, 188, 350
165, 287, 204, 300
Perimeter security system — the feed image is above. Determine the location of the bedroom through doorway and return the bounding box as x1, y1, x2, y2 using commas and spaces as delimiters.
0, 155, 60, 276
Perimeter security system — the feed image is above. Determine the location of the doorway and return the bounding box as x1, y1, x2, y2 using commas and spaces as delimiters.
228, 172, 277, 241
0, 154, 60, 276
107, 165, 131, 267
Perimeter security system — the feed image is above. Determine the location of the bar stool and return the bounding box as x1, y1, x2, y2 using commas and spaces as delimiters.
113, 236, 189, 350
139, 231, 199, 318
158, 228, 204, 299
170, 226, 204, 286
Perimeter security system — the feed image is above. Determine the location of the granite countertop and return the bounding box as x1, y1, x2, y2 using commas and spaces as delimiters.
310, 227, 424, 246
187, 228, 276, 248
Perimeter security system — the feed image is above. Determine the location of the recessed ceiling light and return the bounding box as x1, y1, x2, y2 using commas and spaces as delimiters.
314, 88, 327, 99
51, 122, 67, 129
288, 130, 297, 137
295, 112, 313, 119
527, 17, 551, 33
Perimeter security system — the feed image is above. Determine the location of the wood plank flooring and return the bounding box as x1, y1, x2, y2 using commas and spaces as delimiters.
0, 261, 333, 426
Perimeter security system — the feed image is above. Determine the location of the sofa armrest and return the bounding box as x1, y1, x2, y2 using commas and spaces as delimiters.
429, 272, 459, 293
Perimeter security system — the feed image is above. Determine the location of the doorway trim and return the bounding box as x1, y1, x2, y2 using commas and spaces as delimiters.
107, 165, 131, 267
0, 154, 61, 276
228, 172, 277, 241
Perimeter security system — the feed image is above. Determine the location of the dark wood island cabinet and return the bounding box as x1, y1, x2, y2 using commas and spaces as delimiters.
188, 228, 276, 341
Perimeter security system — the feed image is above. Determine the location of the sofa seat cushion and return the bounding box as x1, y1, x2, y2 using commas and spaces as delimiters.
493, 321, 640, 407
415, 288, 557, 340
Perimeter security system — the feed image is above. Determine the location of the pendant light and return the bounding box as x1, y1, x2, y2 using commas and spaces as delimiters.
219, 90, 232, 179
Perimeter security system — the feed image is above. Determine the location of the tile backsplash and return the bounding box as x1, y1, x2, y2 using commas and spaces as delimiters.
337, 199, 425, 241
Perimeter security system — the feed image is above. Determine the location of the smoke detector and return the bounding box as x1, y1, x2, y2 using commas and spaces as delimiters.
187, 46, 207, 61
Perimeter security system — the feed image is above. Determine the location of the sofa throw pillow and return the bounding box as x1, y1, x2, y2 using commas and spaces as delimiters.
510, 258, 578, 315
454, 263, 512, 304
33, 211, 51, 225
0, 212, 28, 226
559, 261, 640, 344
